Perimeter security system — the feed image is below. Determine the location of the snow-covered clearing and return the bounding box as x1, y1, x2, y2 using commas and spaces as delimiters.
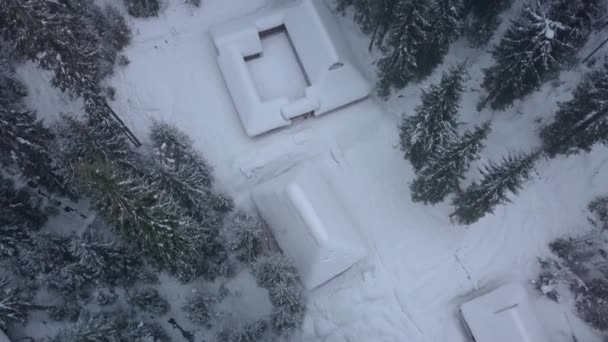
17, 0, 608, 341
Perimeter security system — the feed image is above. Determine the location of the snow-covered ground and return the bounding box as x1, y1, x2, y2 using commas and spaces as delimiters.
17, 0, 608, 341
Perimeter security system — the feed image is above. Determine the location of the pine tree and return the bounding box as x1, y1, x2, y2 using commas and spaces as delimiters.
481, 6, 574, 110
53, 311, 122, 342
0, 56, 65, 193
125, 0, 161, 18
400, 64, 466, 171
0, 175, 47, 232
549, 0, 602, 47
0, 278, 32, 330
0, 0, 139, 145
337, 0, 399, 48
182, 291, 218, 325
148, 122, 231, 228
127, 288, 169, 315
229, 212, 266, 264
428, 0, 465, 67
217, 321, 267, 342
252, 254, 306, 335
465, 0, 512, 46
377, 0, 434, 96
541, 62, 608, 156
451, 152, 538, 225
53, 115, 138, 191
411, 122, 491, 204
78, 159, 193, 275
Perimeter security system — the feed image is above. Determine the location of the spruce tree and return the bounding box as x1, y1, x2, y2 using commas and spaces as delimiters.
337, 0, 399, 48
0, 56, 65, 192
125, 0, 161, 18
481, 6, 574, 110
549, 0, 602, 47
428, 0, 465, 66
541, 62, 608, 156
182, 291, 218, 325
53, 115, 138, 192
148, 122, 232, 228
127, 288, 169, 315
0, 0, 139, 145
377, 0, 434, 96
0, 278, 32, 330
411, 122, 491, 204
465, 0, 512, 46
451, 152, 538, 225
400, 64, 466, 171
229, 212, 266, 264
53, 311, 122, 342
79, 160, 191, 274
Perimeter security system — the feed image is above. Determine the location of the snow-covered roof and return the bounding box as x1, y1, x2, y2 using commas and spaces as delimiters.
252, 164, 367, 289
460, 283, 549, 342
210, 0, 371, 136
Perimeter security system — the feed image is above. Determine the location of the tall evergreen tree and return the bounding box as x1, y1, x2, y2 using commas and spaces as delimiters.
481, 6, 574, 110
0, 55, 65, 192
411, 122, 491, 204
337, 0, 399, 49
377, 0, 434, 96
79, 160, 189, 275
400, 64, 466, 171
0, 0, 139, 145
124, 0, 161, 18
451, 152, 538, 225
541, 62, 608, 156
148, 122, 232, 228
465, 0, 512, 46
428, 0, 465, 66
549, 0, 603, 47
53, 115, 138, 192
0, 278, 31, 330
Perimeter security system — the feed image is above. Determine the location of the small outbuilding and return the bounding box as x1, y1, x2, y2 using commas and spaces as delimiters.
210, 0, 371, 137
460, 283, 549, 342
252, 165, 367, 289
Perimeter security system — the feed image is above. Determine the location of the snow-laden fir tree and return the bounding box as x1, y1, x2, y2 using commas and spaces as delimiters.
122, 320, 170, 342
148, 122, 233, 228
400, 64, 466, 172
182, 291, 218, 325
410, 122, 491, 204
465, 0, 512, 46
128, 288, 169, 315
53, 311, 121, 342
549, 0, 603, 47
0, 56, 65, 193
451, 152, 538, 225
65, 232, 143, 287
428, 0, 465, 67
481, 6, 574, 110
0, 278, 32, 330
229, 212, 266, 264
252, 254, 306, 335
0, 175, 47, 232
0, 0, 138, 145
125, 0, 161, 17
337, 0, 399, 48
217, 320, 267, 342
541, 62, 608, 157
377, 0, 434, 96
78, 159, 196, 277
53, 115, 138, 192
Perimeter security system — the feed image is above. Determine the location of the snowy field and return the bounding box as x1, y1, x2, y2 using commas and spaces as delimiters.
17, 0, 608, 341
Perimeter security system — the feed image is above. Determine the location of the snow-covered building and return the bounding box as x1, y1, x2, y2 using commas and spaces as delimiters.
460, 283, 549, 342
252, 165, 367, 289
210, 0, 371, 137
